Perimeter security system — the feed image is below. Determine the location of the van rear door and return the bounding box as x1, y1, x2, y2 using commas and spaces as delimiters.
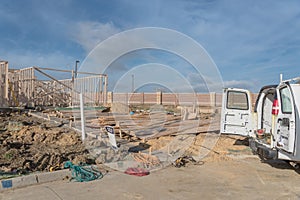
221, 88, 252, 136
275, 84, 296, 153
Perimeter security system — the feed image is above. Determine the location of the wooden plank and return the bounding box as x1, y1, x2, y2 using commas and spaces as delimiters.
35, 67, 105, 76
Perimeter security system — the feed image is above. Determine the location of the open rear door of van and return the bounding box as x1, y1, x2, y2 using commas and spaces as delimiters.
275, 83, 296, 153
221, 88, 252, 136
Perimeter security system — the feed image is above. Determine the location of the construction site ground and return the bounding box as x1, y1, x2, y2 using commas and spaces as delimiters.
0, 107, 300, 199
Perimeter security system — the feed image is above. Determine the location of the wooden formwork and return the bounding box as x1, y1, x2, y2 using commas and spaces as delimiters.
0, 63, 108, 107
8, 67, 35, 106
72, 75, 107, 106
0, 61, 9, 107
33, 67, 108, 107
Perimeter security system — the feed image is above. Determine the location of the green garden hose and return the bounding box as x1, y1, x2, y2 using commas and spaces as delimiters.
64, 161, 103, 182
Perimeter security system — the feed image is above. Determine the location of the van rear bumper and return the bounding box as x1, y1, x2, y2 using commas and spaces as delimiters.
249, 138, 278, 160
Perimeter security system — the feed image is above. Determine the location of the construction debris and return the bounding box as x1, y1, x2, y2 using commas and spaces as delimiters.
132, 153, 160, 167
173, 156, 198, 168
124, 167, 150, 176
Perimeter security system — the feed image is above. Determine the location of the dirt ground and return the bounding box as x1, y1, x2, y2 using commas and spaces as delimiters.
1, 109, 300, 199
0, 108, 252, 175
0, 111, 92, 174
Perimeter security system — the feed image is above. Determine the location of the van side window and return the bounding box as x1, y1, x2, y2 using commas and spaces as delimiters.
227, 91, 248, 110
280, 87, 292, 113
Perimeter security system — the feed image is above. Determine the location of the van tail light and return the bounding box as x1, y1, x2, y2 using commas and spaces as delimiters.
272, 99, 279, 115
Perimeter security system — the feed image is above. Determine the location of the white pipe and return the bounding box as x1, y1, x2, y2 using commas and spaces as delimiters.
80, 93, 86, 141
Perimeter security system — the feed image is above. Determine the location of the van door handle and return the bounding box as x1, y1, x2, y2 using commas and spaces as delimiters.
225, 113, 235, 116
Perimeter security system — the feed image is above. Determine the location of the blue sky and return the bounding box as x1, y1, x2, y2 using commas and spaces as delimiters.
1, 0, 300, 92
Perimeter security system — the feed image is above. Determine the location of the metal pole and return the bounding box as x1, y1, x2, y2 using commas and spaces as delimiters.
80, 93, 86, 141
75, 60, 80, 78
104, 75, 108, 105
132, 74, 134, 93
71, 70, 74, 107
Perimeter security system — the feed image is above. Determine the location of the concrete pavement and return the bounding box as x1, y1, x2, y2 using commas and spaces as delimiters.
1, 157, 300, 200
0, 169, 71, 191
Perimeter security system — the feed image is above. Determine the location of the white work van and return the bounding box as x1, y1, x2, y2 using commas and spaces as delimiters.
221, 76, 300, 165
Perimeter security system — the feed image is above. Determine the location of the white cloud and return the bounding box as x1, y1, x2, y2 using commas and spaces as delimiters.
223, 80, 256, 91
70, 21, 121, 52
1, 50, 76, 72
1, 1, 300, 93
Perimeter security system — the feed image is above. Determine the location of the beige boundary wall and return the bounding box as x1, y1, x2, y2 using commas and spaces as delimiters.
107, 92, 258, 107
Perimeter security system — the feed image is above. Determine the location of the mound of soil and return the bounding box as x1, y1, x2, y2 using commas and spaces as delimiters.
0, 111, 92, 174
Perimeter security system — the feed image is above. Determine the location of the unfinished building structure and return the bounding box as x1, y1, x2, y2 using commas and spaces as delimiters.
0, 61, 9, 107
0, 61, 108, 107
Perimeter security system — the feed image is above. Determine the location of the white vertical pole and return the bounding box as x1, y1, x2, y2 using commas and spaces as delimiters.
71, 70, 74, 107
80, 93, 86, 141
4, 61, 9, 101
104, 75, 108, 105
